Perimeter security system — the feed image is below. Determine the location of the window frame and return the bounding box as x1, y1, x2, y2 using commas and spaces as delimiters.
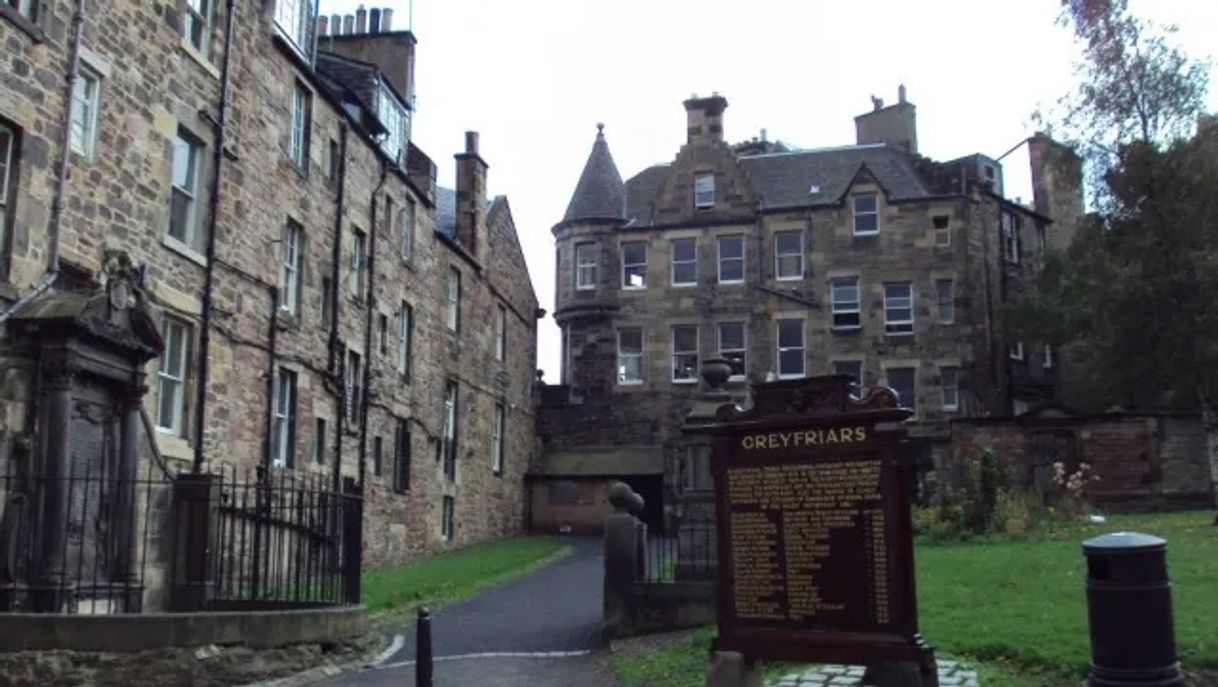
774, 231, 803, 281
670, 237, 697, 287
935, 278, 954, 324
442, 381, 458, 481
574, 242, 597, 291
883, 282, 915, 336
0, 122, 15, 272
69, 64, 101, 160
1043, 343, 1055, 370
5, 0, 36, 21
168, 129, 204, 250
280, 219, 302, 315
833, 360, 864, 393
349, 228, 365, 300
273, 0, 314, 59
941, 366, 960, 412
446, 267, 461, 332
933, 215, 951, 247
289, 81, 312, 171
1002, 211, 1021, 264
156, 317, 192, 437
718, 322, 746, 382
400, 198, 415, 262
183, 0, 212, 57
494, 304, 507, 362
398, 302, 413, 378
344, 349, 362, 429
716, 234, 745, 284
621, 241, 647, 290
830, 277, 862, 330
887, 367, 917, 413
1009, 342, 1025, 361
852, 193, 880, 236
617, 328, 643, 386
670, 325, 699, 384
394, 419, 411, 493
776, 317, 806, 379
694, 172, 715, 210
491, 402, 505, 475
271, 368, 297, 469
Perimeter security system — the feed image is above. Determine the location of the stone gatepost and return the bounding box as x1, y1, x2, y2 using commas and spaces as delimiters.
603, 481, 644, 639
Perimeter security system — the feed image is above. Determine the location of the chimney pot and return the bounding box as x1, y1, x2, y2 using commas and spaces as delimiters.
465, 131, 480, 156
369, 7, 381, 32
381, 7, 394, 31
760, 128, 767, 142
355, 5, 367, 33
318, 15, 328, 36
898, 84, 907, 104
331, 14, 342, 34
343, 14, 354, 34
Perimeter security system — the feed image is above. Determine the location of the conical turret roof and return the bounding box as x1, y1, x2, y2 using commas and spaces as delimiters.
563, 124, 626, 222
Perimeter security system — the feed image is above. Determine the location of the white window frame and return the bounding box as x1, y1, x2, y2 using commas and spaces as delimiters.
670, 238, 697, 287
718, 322, 746, 382
0, 124, 13, 247
774, 231, 803, 280
442, 382, 458, 481
400, 199, 415, 262
441, 495, 454, 541
446, 267, 461, 332
70, 65, 101, 159
776, 317, 806, 379
273, 0, 314, 58
8, 0, 36, 20
883, 282, 915, 336
1002, 211, 1021, 264
491, 402, 505, 474
345, 349, 362, 427
933, 215, 951, 247
376, 83, 408, 164
831, 277, 861, 330
1009, 342, 1025, 361
671, 325, 699, 384
156, 317, 191, 436
694, 172, 714, 210
887, 367, 917, 413
617, 328, 643, 385
941, 366, 959, 412
398, 303, 412, 376
717, 235, 744, 284
280, 220, 302, 315
852, 193, 880, 235
184, 0, 212, 57
1044, 344, 1055, 370
574, 242, 597, 291
494, 304, 506, 362
621, 241, 647, 289
272, 368, 297, 468
168, 130, 203, 249
936, 278, 954, 324
289, 82, 310, 170
349, 229, 365, 299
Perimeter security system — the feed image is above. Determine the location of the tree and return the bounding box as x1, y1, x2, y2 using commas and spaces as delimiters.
1018, 1, 1218, 511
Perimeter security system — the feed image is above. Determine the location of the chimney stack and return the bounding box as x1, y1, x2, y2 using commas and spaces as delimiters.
455, 131, 488, 260
381, 7, 394, 31
683, 93, 729, 146
355, 5, 367, 33
855, 86, 917, 154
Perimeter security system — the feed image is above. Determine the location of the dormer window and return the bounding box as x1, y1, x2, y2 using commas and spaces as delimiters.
274, 0, 315, 60
376, 82, 410, 165
852, 193, 879, 235
694, 173, 714, 210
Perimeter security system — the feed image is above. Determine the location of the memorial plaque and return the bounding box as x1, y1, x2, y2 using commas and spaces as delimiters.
691, 375, 935, 679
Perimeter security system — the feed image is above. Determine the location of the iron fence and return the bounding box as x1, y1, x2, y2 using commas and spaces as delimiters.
0, 458, 362, 614
642, 514, 717, 583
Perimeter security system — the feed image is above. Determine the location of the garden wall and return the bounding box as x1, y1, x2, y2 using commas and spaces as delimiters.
942, 413, 1213, 512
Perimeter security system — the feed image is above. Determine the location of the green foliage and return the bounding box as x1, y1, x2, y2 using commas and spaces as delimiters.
360, 536, 569, 614
917, 449, 1017, 541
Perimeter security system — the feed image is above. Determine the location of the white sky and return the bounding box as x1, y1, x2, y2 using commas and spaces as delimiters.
320, 0, 1217, 382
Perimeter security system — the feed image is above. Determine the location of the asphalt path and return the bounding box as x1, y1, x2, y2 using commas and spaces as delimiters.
331, 536, 615, 687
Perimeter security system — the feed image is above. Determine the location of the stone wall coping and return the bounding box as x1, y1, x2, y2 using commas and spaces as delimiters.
0, 606, 368, 653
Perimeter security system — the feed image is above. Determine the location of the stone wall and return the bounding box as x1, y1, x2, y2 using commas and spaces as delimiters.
0, 0, 538, 573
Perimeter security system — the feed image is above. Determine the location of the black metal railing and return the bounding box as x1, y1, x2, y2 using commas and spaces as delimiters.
643, 515, 717, 583
0, 458, 362, 614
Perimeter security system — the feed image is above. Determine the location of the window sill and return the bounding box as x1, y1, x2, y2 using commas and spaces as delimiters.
671, 378, 698, 385
617, 380, 643, 387
671, 282, 697, 289
831, 325, 862, 334
775, 275, 804, 282
717, 280, 745, 286
0, 5, 44, 42
162, 235, 209, 268
727, 376, 747, 384
282, 157, 309, 180
885, 331, 915, 338
852, 230, 880, 238
621, 286, 647, 292
575, 286, 596, 292
938, 319, 955, 326
179, 39, 221, 80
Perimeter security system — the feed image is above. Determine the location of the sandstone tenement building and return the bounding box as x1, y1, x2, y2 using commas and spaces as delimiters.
0, 0, 538, 570
535, 90, 1082, 529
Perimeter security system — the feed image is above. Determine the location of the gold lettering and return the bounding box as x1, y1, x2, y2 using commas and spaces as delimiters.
825, 428, 838, 443
839, 428, 854, 442
768, 433, 779, 448
856, 426, 867, 442
742, 436, 754, 450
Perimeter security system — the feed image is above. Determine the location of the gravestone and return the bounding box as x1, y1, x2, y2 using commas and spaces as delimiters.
691, 375, 936, 686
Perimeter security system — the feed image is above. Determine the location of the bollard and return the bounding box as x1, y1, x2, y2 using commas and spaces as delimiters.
1082, 532, 1184, 687
416, 606, 433, 687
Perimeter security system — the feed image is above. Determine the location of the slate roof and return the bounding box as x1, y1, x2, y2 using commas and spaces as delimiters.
563, 125, 626, 222
619, 143, 935, 226
435, 186, 457, 238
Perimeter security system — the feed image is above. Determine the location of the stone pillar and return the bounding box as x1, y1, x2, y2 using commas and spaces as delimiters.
603, 481, 643, 639
112, 388, 143, 611
30, 364, 75, 612
170, 472, 219, 611
706, 652, 762, 687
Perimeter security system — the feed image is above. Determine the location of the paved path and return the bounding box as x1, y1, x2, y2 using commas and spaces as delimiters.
770, 660, 979, 686
330, 537, 615, 687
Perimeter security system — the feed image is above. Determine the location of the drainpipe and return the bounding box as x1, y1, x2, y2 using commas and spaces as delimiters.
191, 0, 237, 473
329, 126, 349, 492
357, 161, 389, 488
262, 287, 279, 472
0, 0, 85, 323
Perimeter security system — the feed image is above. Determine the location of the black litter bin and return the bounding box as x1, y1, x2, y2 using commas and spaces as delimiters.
1082, 531, 1184, 687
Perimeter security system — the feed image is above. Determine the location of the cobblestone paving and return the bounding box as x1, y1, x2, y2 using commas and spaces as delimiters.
770, 659, 979, 686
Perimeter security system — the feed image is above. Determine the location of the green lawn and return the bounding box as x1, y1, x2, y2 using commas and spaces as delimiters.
614, 511, 1217, 687
360, 535, 570, 614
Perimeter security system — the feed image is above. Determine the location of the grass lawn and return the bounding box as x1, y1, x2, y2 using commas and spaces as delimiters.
360, 535, 570, 614
614, 511, 1217, 687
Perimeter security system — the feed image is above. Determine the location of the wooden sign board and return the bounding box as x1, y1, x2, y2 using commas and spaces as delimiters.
693, 375, 935, 676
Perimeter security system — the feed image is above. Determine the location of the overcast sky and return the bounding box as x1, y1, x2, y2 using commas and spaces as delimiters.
320, 0, 1217, 381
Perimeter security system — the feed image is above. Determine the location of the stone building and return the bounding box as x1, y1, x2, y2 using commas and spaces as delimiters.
0, 0, 539, 578
536, 90, 1081, 528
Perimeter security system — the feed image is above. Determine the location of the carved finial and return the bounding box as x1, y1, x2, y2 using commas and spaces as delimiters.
596, 122, 605, 136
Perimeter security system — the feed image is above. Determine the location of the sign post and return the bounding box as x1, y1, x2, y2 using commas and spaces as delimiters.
692, 375, 936, 686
